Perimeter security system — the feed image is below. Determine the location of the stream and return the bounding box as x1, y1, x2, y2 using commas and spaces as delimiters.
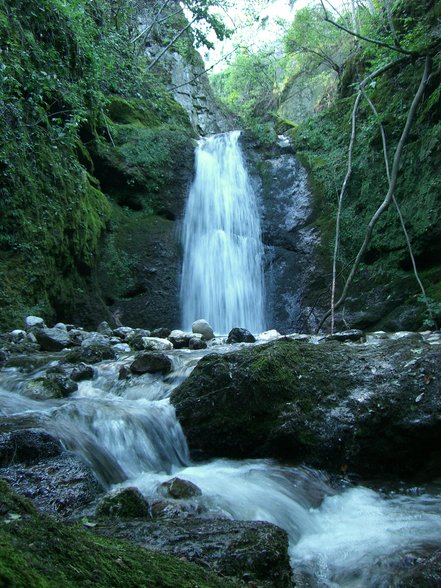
2, 342, 441, 587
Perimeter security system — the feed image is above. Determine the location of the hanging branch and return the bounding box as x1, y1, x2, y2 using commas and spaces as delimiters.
330, 90, 362, 333
317, 56, 432, 332
362, 89, 435, 325
319, 0, 413, 55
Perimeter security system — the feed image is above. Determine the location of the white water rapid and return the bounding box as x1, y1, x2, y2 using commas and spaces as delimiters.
180, 131, 265, 334
2, 345, 441, 586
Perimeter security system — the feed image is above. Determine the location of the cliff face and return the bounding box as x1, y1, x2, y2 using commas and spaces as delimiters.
0, 0, 232, 331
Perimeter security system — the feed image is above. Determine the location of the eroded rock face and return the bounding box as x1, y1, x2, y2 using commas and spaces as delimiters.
171, 336, 441, 478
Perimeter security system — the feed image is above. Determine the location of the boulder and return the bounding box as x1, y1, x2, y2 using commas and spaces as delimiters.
151, 327, 171, 339
188, 337, 207, 350
93, 517, 293, 588
97, 321, 113, 336
226, 327, 256, 344
35, 327, 71, 351
9, 329, 26, 341
53, 322, 67, 331
112, 343, 131, 353
160, 477, 202, 499
70, 363, 95, 382
24, 316, 46, 330
112, 326, 134, 340
171, 337, 441, 478
96, 487, 150, 519
168, 330, 193, 349
22, 374, 78, 400
0, 429, 62, 466
130, 352, 172, 375
66, 340, 117, 364
192, 319, 214, 340
138, 337, 173, 351
126, 329, 152, 351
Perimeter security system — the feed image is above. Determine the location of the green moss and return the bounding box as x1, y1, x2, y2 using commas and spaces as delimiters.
0, 480, 233, 588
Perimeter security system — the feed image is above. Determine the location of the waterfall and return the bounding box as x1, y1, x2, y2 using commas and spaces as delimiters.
180, 131, 265, 334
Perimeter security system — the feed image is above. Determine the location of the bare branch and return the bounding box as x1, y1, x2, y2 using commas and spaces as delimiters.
363, 88, 435, 325
317, 56, 432, 332
330, 90, 362, 332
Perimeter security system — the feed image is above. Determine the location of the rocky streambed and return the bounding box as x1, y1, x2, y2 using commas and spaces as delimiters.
1, 317, 441, 587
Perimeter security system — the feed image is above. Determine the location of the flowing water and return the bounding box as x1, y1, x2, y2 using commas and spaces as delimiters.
180, 131, 265, 334
2, 345, 441, 587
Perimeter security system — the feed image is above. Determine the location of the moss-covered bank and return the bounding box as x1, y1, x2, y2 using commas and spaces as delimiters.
0, 0, 196, 330
0, 479, 233, 587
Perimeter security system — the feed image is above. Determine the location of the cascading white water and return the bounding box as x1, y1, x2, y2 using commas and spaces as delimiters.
3, 348, 441, 587
180, 131, 265, 334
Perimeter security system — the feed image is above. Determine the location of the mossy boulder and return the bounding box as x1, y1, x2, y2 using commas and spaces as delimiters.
0, 480, 235, 588
96, 487, 150, 519
171, 336, 441, 478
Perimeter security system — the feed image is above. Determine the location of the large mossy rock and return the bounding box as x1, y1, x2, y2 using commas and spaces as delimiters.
93, 516, 292, 588
171, 337, 441, 478
0, 480, 234, 588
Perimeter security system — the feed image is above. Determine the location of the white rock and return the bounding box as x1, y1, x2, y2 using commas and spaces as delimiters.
141, 337, 173, 351
24, 315, 46, 329
192, 319, 215, 340
257, 329, 281, 342
10, 329, 26, 340
112, 343, 131, 353
54, 322, 67, 331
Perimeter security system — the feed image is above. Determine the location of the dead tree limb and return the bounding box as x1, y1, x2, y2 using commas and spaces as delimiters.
317, 56, 432, 332
363, 89, 435, 325
330, 90, 362, 332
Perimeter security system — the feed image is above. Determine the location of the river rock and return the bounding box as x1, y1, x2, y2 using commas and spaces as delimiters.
0, 429, 62, 466
168, 330, 193, 349
226, 327, 256, 344
126, 329, 152, 350
188, 337, 207, 350
53, 322, 67, 331
130, 352, 172, 375
66, 337, 117, 364
96, 487, 150, 519
35, 327, 71, 351
139, 337, 173, 351
93, 517, 293, 588
22, 373, 78, 400
97, 321, 113, 336
151, 327, 171, 339
171, 337, 441, 478
160, 477, 202, 499
112, 326, 134, 340
70, 363, 95, 382
9, 329, 26, 341
24, 315, 46, 330
326, 329, 365, 342
192, 319, 214, 340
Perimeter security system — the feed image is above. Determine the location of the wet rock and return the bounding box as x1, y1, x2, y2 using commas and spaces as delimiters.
0, 429, 62, 466
53, 322, 67, 331
10, 329, 26, 341
119, 365, 131, 380
151, 327, 171, 339
96, 487, 149, 519
24, 316, 46, 330
35, 327, 71, 351
112, 342, 131, 353
188, 337, 207, 350
192, 319, 214, 340
93, 516, 293, 588
97, 321, 113, 336
226, 327, 256, 344
126, 329, 153, 351
67, 328, 89, 346
112, 326, 134, 340
130, 352, 172, 375
70, 363, 95, 382
168, 330, 193, 349
171, 337, 441, 478
22, 374, 78, 400
326, 329, 365, 343
138, 337, 173, 351
0, 453, 102, 518
66, 339, 117, 364
149, 499, 203, 519
160, 477, 202, 499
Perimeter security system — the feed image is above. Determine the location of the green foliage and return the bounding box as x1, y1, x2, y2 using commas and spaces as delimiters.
211, 48, 281, 145
0, 0, 198, 329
